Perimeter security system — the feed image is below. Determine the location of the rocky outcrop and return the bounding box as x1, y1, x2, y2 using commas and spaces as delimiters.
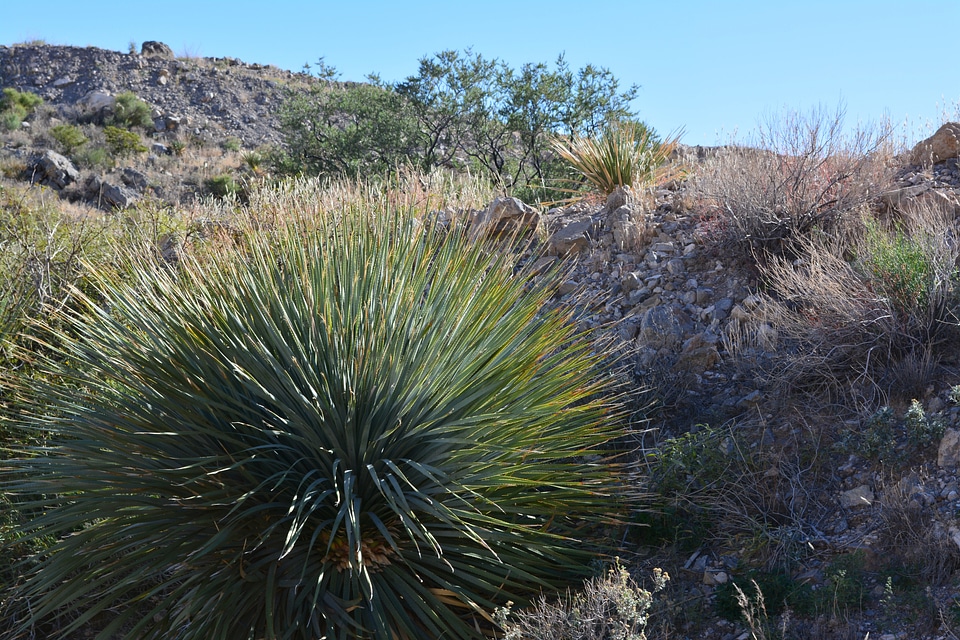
911, 122, 960, 166
471, 196, 540, 237
33, 150, 79, 189
140, 41, 174, 58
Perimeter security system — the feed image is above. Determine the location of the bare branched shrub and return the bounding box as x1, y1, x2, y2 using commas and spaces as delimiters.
689, 105, 894, 254
753, 203, 960, 406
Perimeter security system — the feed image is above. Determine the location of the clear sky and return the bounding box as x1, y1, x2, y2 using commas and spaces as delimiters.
1, 1, 956, 146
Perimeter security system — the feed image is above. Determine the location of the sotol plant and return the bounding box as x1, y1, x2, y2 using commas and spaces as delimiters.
3, 209, 627, 640
550, 120, 681, 195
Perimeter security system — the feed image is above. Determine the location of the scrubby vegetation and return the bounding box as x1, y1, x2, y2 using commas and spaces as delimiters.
4, 43, 960, 639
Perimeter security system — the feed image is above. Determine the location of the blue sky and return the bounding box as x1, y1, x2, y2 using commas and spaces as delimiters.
1, 1, 956, 146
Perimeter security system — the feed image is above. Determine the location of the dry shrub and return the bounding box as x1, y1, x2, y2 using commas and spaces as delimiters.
752, 203, 960, 407
688, 105, 894, 255
495, 563, 669, 640
878, 470, 960, 585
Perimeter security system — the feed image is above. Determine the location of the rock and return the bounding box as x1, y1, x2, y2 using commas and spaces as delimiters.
34, 150, 79, 189
548, 218, 593, 255
80, 89, 116, 113
938, 428, 960, 469
89, 177, 139, 209
51, 76, 74, 87
911, 122, 960, 166
675, 332, 720, 373
620, 271, 643, 293
151, 142, 171, 155
880, 183, 932, 210
140, 41, 174, 58
472, 197, 539, 238
638, 305, 682, 349
839, 485, 874, 508
121, 167, 149, 191
604, 185, 632, 211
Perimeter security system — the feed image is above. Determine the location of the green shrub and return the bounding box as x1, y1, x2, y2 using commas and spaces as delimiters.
0, 88, 42, 114
103, 125, 147, 157
72, 145, 111, 170
204, 173, 242, 198
49, 124, 88, 155
107, 91, 154, 130
2, 211, 626, 640
222, 136, 242, 152
551, 120, 680, 195
0, 88, 42, 131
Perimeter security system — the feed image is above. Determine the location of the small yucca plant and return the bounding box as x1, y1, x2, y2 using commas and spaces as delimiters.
2, 209, 626, 639
551, 121, 682, 195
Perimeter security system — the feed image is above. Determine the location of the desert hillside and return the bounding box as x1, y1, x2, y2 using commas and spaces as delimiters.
3, 40, 960, 640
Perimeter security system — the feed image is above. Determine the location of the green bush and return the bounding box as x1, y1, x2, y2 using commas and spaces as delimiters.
2, 211, 626, 640
204, 173, 242, 198
103, 125, 147, 157
0, 88, 42, 131
107, 91, 154, 130
49, 124, 88, 155
72, 145, 111, 170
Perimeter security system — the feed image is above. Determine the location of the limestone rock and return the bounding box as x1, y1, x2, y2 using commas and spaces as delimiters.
80, 89, 116, 113
911, 122, 960, 166
638, 305, 682, 349
839, 485, 874, 508
938, 428, 960, 469
472, 197, 539, 238
34, 150, 79, 189
548, 218, 593, 256
89, 176, 139, 209
140, 41, 174, 58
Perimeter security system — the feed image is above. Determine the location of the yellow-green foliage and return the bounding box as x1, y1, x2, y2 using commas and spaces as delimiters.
551, 121, 681, 195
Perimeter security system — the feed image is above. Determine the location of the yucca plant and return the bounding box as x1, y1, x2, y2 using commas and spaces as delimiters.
2, 208, 627, 640
551, 121, 682, 195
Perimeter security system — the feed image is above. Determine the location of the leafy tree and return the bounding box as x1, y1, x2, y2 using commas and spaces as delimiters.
278, 81, 419, 178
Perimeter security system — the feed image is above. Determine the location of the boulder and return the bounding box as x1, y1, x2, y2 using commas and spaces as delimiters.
638, 305, 682, 349
938, 428, 960, 469
548, 218, 593, 255
140, 41, 174, 58
839, 485, 874, 508
472, 197, 539, 238
34, 150, 79, 189
911, 122, 960, 166
89, 176, 139, 209
80, 89, 116, 113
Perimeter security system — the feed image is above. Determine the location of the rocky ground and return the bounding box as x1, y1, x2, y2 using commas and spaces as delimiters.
5, 40, 960, 639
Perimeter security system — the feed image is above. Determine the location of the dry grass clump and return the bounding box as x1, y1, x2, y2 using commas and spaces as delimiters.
688, 105, 894, 255
752, 202, 960, 406
877, 470, 960, 585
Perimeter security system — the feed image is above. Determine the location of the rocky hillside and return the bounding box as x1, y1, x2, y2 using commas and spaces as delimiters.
0, 40, 310, 147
